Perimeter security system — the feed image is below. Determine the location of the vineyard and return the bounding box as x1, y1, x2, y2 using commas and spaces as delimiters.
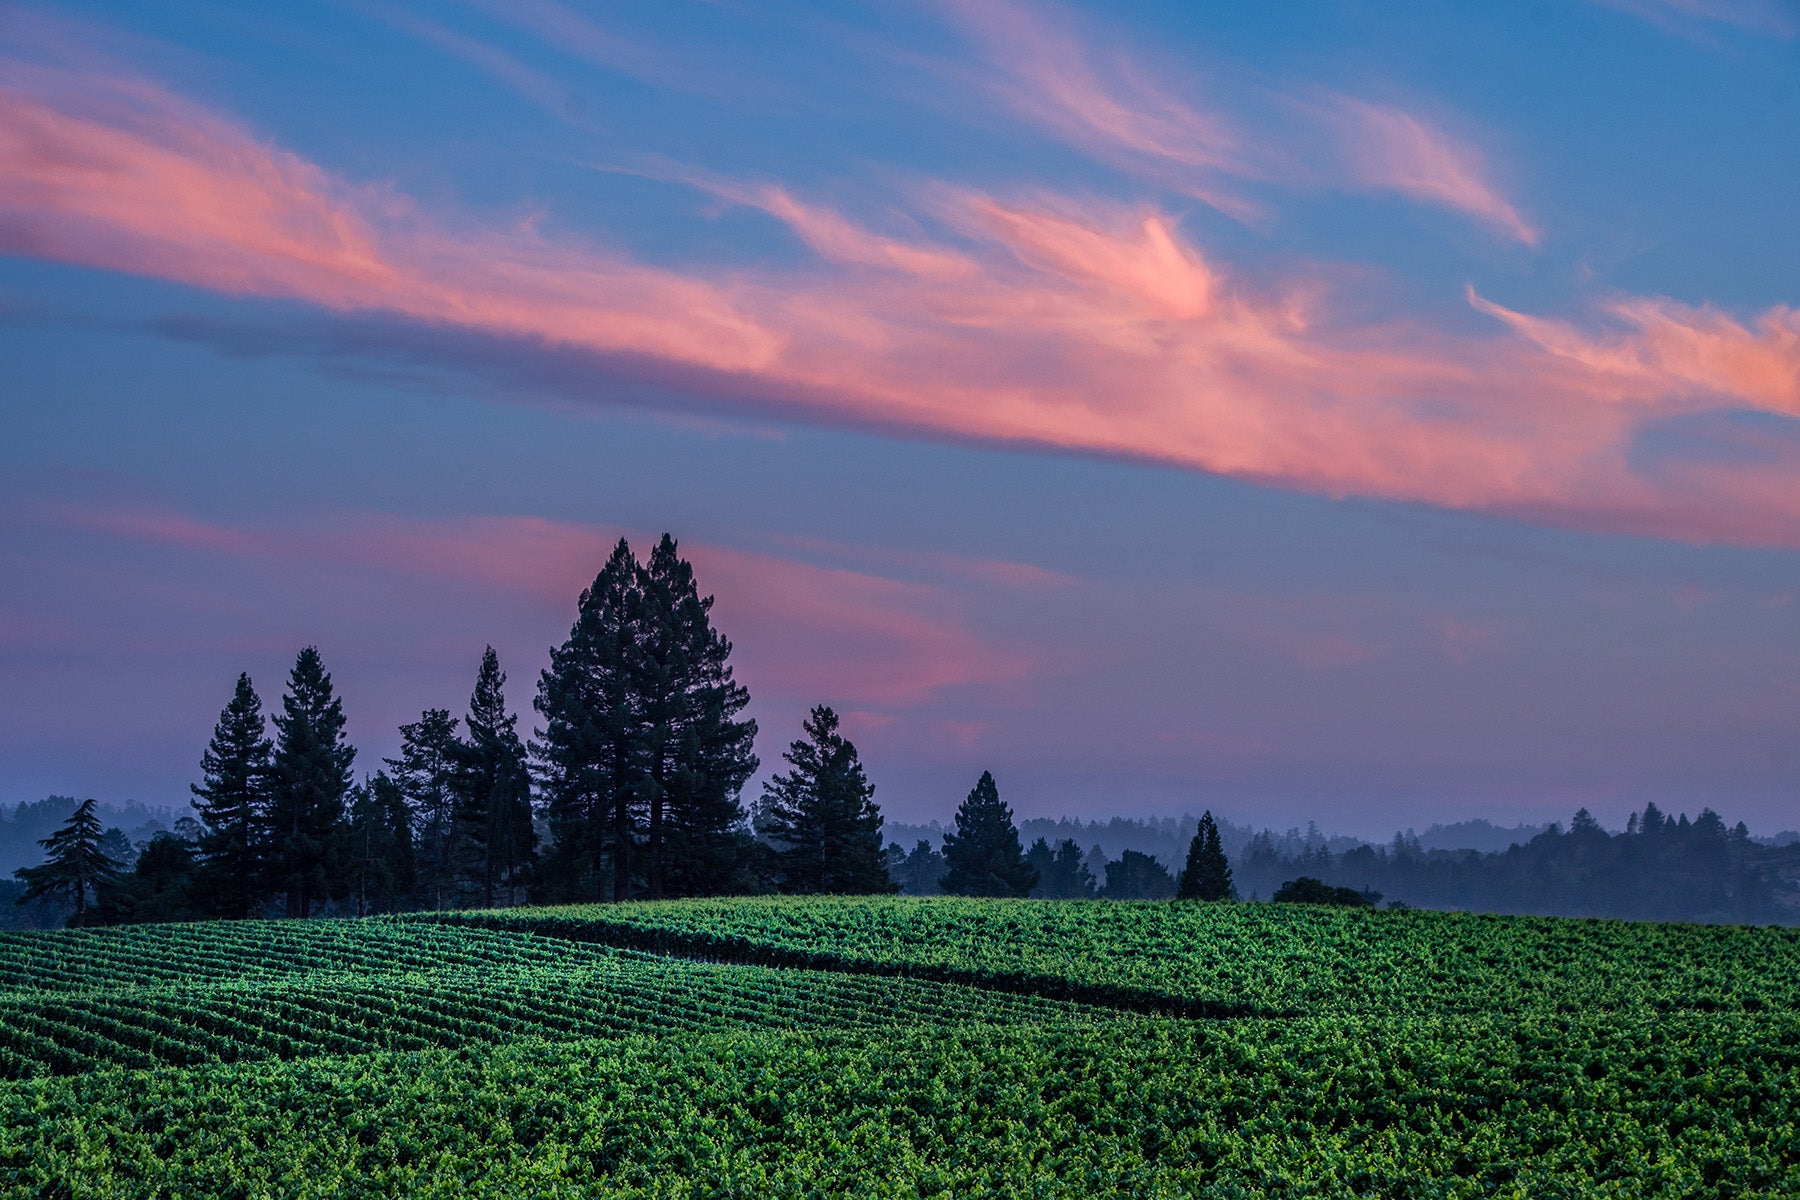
3, 899, 1798, 1196
416, 895, 1800, 1017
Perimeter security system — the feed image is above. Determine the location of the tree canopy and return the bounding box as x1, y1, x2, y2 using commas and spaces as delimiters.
940, 772, 1038, 898
13, 798, 122, 924
759, 705, 894, 895
1177, 811, 1234, 901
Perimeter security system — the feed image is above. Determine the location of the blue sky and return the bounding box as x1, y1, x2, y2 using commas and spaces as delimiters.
2, 0, 1797, 835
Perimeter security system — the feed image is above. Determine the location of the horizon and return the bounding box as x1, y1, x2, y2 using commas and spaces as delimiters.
4, 0, 1799, 832
10, 790, 1798, 859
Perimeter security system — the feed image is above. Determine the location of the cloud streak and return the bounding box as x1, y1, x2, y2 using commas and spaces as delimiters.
3, 53, 1799, 548
931, 0, 1538, 243
1593, 0, 1799, 40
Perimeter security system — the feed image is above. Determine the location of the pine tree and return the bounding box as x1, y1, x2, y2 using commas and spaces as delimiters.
759, 705, 893, 894
387, 708, 462, 910
888, 839, 946, 895
1177, 810, 1234, 901
939, 771, 1038, 897
534, 539, 646, 902
1028, 836, 1097, 899
13, 798, 122, 925
268, 647, 356, 918
346, 772, 413, 917
640, 535, 758, 898
457, 647, 535, 908
189, 673, 273, 919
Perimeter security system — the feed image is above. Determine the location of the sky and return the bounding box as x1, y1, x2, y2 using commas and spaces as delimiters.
2, 0, 1798, 838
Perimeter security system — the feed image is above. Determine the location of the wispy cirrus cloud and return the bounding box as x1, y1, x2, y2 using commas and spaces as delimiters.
930, 0, 1539, 243
3, 50, 1799, 548
1593, 0, 1799, 40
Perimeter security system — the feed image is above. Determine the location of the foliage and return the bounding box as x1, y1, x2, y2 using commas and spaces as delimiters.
639, 534, 759, 899
4, 901, 1799, 1196
885, 840, 945, 896
456, 646, 535, 908
1027, 837, 1097, 899
1177, 810, 1233, 901
95, 832, 198, 926
1101, 849, 1176, 900
1236, 805, 1798, 922
11, 799, 122, 925
388, 708, 463, 910
1273, 876, 1380, 908
189, 673, 273, 919
533, 536, 758, 904
939, 772, 1037, 898
428, 895, 1800, 1019
0, 919, 1089, 1080
268, 647, 356, 918
758, 705, 893, 895
345, 772, 414, 917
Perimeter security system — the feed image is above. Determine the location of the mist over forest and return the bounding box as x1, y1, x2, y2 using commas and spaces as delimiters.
10, 793, 1797, 930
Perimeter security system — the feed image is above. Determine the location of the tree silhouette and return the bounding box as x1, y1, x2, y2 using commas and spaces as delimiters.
535, 539, 647, 902
759, 705, 893, 894
346, 772, 413, 917
534, 536, 758, 902
641, 535, 758, 898
13, 798, 122, 925
189, 673, 273, 919
456, 647, 534, 908
1102, 849, 1176, 899
388, 708, 461, 910
1177, 810, 1234, 901
940, 771, 1038, 897
1028, 836, 1097, 898
268, 647, 356, 918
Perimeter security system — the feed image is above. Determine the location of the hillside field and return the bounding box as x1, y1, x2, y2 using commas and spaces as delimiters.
3, 898, 1798, 1197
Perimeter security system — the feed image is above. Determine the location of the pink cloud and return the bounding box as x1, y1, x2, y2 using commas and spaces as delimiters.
642, 164, 978, 281
932, 0, 1537, 242
1470, 290, 1800, 417
762, 535, 1077, 591
932, 0, 1259, 219
1308, 95, 1539, 246
3, 58, 1800, 548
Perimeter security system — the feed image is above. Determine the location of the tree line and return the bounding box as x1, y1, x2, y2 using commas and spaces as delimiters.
24, 536, 1250, 925
27, 530, 1784, 927
1234, 805, 1800, 923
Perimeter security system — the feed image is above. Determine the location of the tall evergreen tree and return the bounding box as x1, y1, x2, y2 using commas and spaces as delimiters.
13, 798, 122, 925
1177, 810, 1234, 901
189, 673, 273, 919
640, 535, 759, 898
268, 646, 356, 918
1027, 836, 1097, 899
387, 708, 461, 910
456, 647, 535, 908
534, 539, 646, 903
98, 833, 197, 925
759, 704, 893, 894
939, 771, 1038, 897
346, 772, 413, 917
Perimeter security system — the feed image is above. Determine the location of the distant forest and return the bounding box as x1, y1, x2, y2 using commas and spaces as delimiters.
6, 532, 1798, 930
9, 793, 1798, 929
889, 809, 1800, 924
